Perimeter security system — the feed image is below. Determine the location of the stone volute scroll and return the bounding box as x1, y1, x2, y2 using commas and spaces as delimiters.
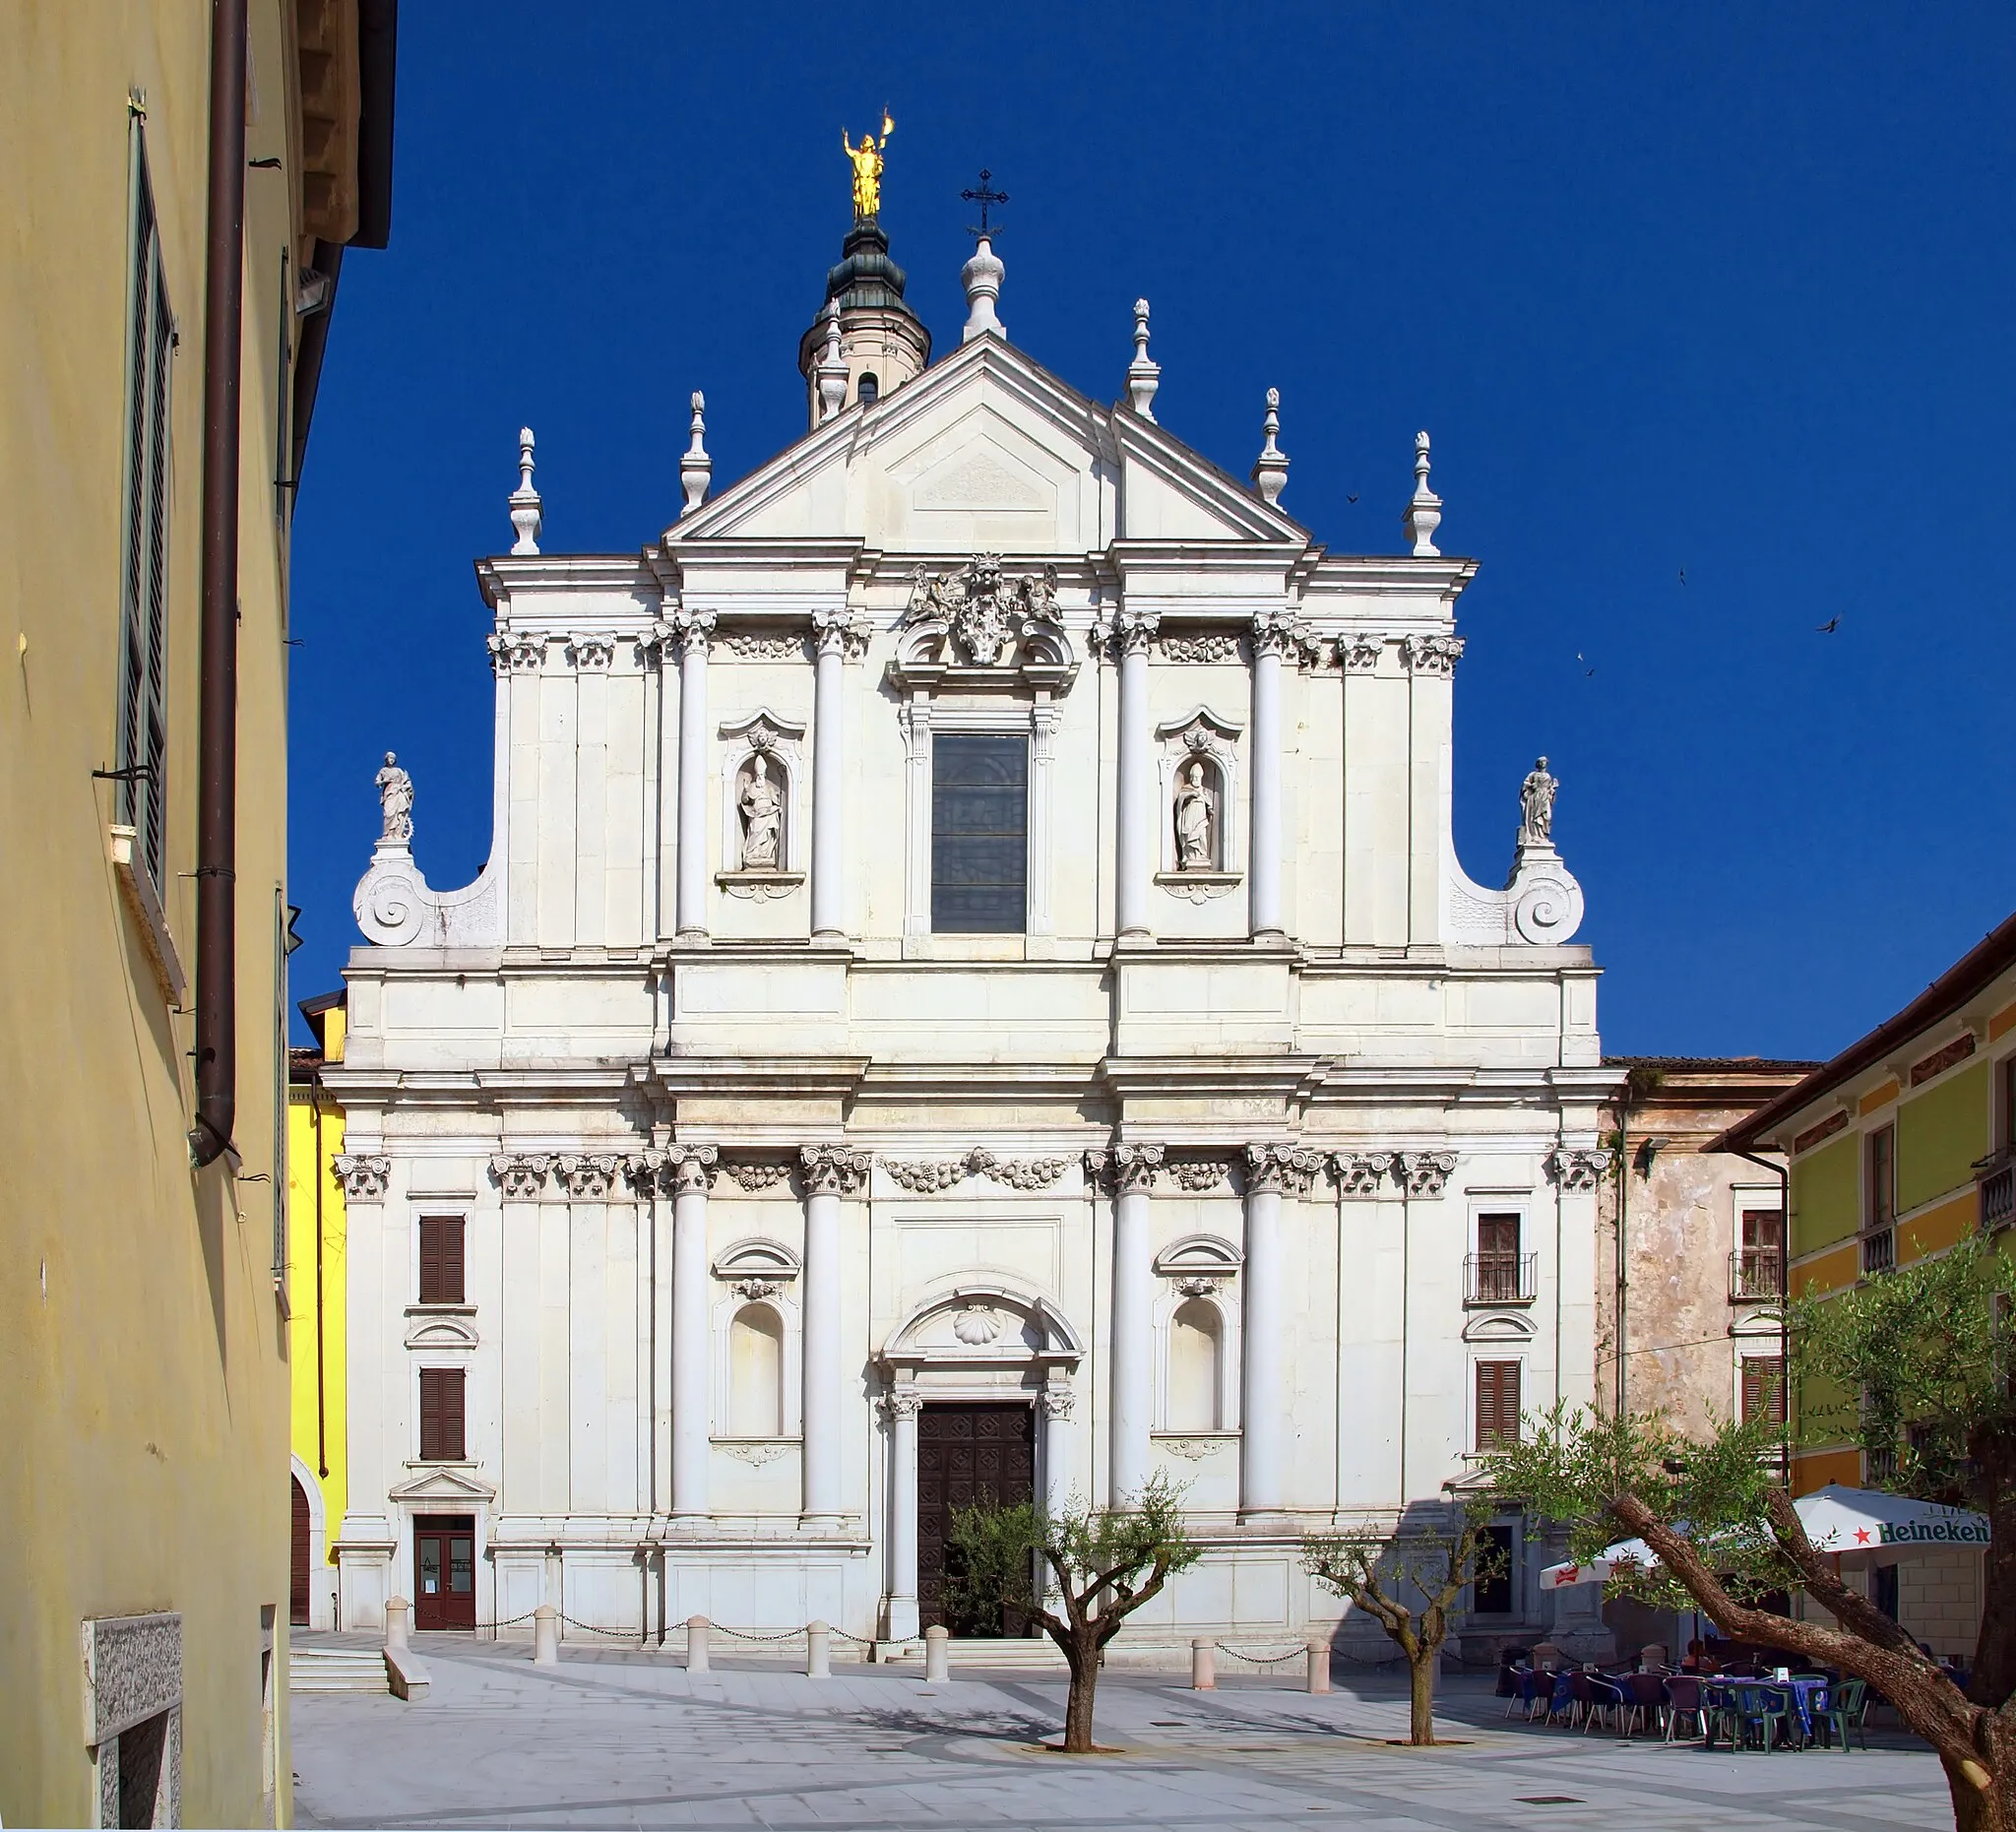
351, 751, 503, 948
1439, 754, 1587, 948
332, 1154, 390, 1200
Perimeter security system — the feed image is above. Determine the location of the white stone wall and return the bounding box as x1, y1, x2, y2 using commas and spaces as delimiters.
330, 332, 1612, 1647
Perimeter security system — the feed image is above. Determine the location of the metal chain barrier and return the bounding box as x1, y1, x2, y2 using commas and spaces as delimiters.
1215, 1642, 1308, 1666
708, 1622, 810, 1643
472, 1609, 543, 1634
558, 1612, 650, 1638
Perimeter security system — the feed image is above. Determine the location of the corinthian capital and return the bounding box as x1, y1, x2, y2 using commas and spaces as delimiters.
489, 1152, 553, 1199
1548, 1148, 1612, 1193
332, 1153, 391, 1200
1244, 1142, 1322, 1195
669, 1144, 720, 1194
811, 605, 873, 662
1249, 606, 1303, 660
668, 606, 717, 660
800, 1143, 871, 1195
1394, 1151, 1459, 1199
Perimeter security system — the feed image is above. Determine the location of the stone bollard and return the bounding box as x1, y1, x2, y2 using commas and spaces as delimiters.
533, 1604, 559, 1666
1305, 1639, 1331, 1694
923, 1624, 950, 1681
384, 1596, 411, 1655
1191, 1637, 1216, 1690
685, 1614, 710, 1674
806, 1620, 832, 1678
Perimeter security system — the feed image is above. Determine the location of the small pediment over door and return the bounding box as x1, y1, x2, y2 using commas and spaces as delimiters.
387, 1466, 497, 1505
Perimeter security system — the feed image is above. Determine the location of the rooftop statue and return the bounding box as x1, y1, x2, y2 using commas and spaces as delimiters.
843, 111, 894, 221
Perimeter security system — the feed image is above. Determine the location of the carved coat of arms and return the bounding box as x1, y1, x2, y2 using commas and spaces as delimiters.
905, 553, 1061, 665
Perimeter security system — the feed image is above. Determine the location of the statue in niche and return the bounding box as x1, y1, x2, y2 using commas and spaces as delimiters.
737, 752, 785, 869
1173, 758, 1217, 870
375, 751, 413, 844
1519, 755, 1557, 847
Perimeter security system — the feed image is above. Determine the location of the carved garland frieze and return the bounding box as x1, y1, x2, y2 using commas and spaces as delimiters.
1547, 1148, 1613, 1193
724, 1162, 793, 1193
722, 632, 806, 661
1166, 1159, 1231, 1193
881, 1147, 1070, 1193
332, 1153, 391, 1200
1159, 632, 1240, 663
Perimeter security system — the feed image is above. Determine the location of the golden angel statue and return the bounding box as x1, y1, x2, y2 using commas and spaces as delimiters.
843, 111, 895, 221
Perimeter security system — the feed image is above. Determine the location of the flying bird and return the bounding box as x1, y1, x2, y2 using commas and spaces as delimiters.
1346, 492, 1359, 504
1577, 652, 1595, 677
1677, 568, 1687, 586
1816, 616, 1840, 633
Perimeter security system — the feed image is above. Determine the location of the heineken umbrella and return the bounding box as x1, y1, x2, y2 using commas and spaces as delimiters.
1540, 1486, 1989, 1590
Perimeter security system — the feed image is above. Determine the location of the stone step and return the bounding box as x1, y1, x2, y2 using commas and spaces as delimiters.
289, 1647, 388, 1694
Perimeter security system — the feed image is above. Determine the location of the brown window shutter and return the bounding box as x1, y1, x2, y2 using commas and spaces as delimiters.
1742, 1358, 1786, 1425
1477, 1360, 1521, 1449
419, 1368, 440, 1460
419, 1216, 466, 1305
444, 1367, 465, 1459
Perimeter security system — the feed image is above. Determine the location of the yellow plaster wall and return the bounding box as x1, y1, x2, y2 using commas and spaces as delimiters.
285, 1081, 347, 1578
1790, 1133, 1858, 1259
1897, 1058, 1988, 1214
1900, 1190, 1979, 1264
0, 4, 303, 1822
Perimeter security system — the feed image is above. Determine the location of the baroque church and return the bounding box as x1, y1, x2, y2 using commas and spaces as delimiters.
327, 170, 1615, 1653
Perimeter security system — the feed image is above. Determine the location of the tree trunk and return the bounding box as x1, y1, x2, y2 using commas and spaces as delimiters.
1060, 1630, 1101, 1753
1971, 1469, 2016, 1710
1409, 1647, 1436, 1745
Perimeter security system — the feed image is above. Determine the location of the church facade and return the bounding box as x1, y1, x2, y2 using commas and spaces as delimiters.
325, 213, 1617, 1653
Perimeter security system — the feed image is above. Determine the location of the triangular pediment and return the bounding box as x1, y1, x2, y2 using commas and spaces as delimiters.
669, 335, 1305, 553
388, 1465, 497, 1504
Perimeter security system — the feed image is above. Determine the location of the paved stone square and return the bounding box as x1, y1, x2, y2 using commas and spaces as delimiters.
292, 1637, 1953, 1830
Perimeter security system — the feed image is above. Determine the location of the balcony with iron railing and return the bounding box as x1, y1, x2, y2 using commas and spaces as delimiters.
1465, 1250, 1538, 1306
1729, 1248, 1784, 1301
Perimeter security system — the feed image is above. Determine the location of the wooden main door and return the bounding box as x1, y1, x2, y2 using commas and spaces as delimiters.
917, 1403, 1036, 1636
412, 1514, 476, 1630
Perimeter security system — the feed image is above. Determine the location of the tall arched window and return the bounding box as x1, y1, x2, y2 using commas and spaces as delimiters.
1167, 1298, 1222, 1431
728, 1304, 785, 1437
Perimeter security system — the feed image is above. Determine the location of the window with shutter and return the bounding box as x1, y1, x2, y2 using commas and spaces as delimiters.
930, 734, 1028, 933
419, 1217, 465, 1304
1476, 1359, 1521, 1450
118, 115, 175, 897
1740, 1356, 1786, 1425
419, 1367, 466, 1461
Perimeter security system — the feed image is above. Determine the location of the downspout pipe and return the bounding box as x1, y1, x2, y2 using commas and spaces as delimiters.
190, 0, 248, 1167
1733, 1145, 1793, 1485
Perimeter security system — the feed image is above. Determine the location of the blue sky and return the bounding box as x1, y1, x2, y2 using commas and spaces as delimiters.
288, 2, 2016, 1057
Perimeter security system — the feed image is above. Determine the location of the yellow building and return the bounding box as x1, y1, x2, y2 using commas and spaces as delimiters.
0, 4, 395, 1823
1711, 911, 2016, 1657
287, 993, 350, 1632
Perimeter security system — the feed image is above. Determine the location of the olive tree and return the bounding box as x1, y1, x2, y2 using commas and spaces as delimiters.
944, 1472, 1200, 1752
1484, 1233, 2016, 1832
1301, 1503, 1506, 1744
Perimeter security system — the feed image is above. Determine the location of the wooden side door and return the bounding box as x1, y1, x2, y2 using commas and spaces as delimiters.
290, 1477, 312, 1626
413, 1514, 476, 1630
916, 1403, 1036, 1636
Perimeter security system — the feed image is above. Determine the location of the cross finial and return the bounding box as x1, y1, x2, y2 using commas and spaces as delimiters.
961, 168, 1009, 239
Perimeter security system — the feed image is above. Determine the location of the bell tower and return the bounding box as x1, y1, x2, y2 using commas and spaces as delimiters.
797, 218, 932, 429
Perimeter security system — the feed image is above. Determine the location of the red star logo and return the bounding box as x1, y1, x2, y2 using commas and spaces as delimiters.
1854, 1529, 1871, 1544
1560, 1563, 1580, 1582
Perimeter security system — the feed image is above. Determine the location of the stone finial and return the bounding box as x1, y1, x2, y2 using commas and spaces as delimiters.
508, 426, 541, 555
1404, 429, 1442, 557
961, 234, 1006, 344
815, 306, 848, 424
1251, 387, 1289, 506
680, 391, 711, 517
1125, 298, 1160, 421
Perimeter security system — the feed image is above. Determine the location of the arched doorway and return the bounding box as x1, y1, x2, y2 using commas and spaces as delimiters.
290, 1476, 312, 1626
